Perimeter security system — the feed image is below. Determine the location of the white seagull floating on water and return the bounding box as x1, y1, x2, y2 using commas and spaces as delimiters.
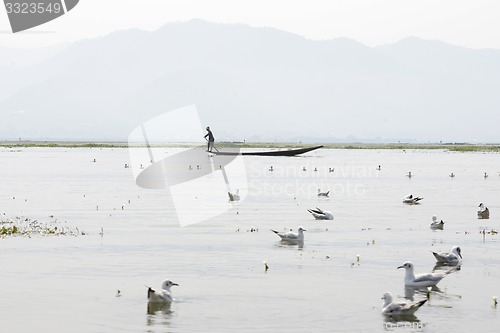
397, 261, 449, 287
307, 207, 334, 220
477, 202, 490, 219
147, 279, 179, 303
432, 246, 462, 265
317, 189, 330, 197
228, 189, 240, 201
402, 194, 423, 204
270, 227, 306, 242
381, 292, 427, 316
430, 215, 445, 230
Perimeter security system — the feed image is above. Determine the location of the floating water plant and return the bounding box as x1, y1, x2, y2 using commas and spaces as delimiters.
0, 225, 19, 235
1, 217, 87, 238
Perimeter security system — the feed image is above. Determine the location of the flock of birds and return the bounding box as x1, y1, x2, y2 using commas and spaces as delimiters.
263, 188, 488, 320
402, 194, 490, 222
146, 192, 330, 307
274, 192, 489, 237
146, 240, 465, 318
145, 162, 495, 320
382, 245, 462, 317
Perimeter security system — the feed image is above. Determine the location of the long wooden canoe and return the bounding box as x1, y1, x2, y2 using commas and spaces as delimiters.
211, 145, 323, 157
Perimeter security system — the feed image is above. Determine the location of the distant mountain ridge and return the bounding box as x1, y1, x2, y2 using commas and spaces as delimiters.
1, 20, 499, 142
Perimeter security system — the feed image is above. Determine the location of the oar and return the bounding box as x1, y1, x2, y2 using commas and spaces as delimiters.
205, 138, 219, 152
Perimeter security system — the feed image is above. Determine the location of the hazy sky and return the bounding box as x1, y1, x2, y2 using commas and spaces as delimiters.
1, 0, 499, 49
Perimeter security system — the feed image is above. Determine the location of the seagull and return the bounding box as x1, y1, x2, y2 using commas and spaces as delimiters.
228, 189, 240, 201
317, 189, 330, 197
397, 261, 448, 287
307, 207, 334, 220
402, 194, 423, 204
432, 246, 462, 265
478, 202, 490, 219
381, 292, 427, 316
270, 227, 306, 242
430, 215, 445, 230
147, 280, 179, 303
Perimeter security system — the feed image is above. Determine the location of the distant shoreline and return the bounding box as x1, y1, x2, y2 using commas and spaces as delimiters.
2, 141, 500, 152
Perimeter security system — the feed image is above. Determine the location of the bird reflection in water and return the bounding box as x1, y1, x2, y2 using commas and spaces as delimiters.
276, 239, 304, 250
383, 314, 422, 328
147, 302, 173, 327
404, 285, 442, 301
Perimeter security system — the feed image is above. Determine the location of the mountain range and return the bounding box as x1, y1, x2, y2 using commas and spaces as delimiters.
1, 19, 499, 142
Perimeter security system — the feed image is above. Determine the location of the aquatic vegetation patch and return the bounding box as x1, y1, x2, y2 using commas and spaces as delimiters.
0, 217, 85, 238
0, 225, 19, 235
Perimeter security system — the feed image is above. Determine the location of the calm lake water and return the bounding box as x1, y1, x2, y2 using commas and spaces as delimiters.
1, 147, 499, 333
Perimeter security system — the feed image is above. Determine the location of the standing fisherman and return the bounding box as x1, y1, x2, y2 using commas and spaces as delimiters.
204, 126, 215, 152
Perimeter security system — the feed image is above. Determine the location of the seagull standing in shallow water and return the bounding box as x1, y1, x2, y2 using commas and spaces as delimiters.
270, 227, 306, 242
381, 292, 427, 316
397, 261, 448, 287
147, 280, 179, 303
432, 246, 462, 265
